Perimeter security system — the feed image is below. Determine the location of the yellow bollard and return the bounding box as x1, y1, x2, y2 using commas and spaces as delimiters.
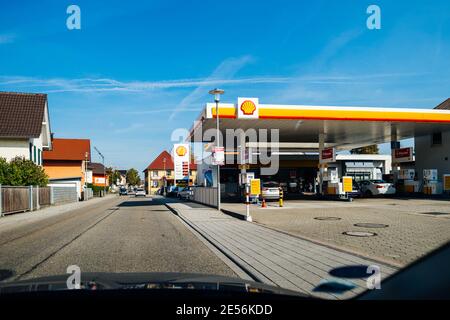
279, 187, 284, 207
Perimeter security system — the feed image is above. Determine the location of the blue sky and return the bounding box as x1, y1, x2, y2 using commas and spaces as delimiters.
1, 0, 449, 171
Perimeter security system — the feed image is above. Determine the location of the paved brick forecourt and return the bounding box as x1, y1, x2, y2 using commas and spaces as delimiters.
166, 202, 398, 300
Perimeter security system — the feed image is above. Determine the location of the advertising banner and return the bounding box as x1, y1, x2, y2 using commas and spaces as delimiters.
342, 176, 353, 193
392, 147, 414, 163
320, 147, 336, 164
250, 179, 261, 196
174, 144, 190, 181
211, 147, 225, 166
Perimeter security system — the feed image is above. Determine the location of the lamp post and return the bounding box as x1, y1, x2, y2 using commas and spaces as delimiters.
209, 88, 224, 211
163, 157, 167, 196
94, 146, 106, 197
84, 151, 89, 188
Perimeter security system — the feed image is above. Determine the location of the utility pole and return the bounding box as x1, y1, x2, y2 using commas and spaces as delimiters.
94, 146, 106, 197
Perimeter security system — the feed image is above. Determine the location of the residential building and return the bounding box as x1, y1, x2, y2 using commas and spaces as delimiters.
88, 162, 109, 187
43, 138, 91, 199
0, 91, 52, 164
415, 98, 450, 181
143, 150, 197, 195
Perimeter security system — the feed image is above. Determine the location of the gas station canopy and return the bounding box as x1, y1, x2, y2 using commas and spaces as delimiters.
189, 99, 450, 149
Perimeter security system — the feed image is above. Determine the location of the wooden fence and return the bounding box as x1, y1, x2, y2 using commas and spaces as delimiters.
0, 186, 60, 216
1, 186, 30, 214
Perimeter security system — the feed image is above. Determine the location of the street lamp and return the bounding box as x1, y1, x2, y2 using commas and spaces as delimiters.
209, 88, 224, 211
163, 157, 167, 197
94, 146, 106, 197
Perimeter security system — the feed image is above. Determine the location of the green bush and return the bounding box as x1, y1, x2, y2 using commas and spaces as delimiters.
0, 157, 48, 187
86, 183, 110, 194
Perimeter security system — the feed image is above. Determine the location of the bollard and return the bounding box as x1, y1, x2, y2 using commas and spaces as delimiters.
279, 187, 284, 207
245, 183, 253, 222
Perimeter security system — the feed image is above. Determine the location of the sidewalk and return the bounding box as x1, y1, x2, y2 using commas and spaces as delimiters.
166, 202, 397, 300
0, 194, 117, 230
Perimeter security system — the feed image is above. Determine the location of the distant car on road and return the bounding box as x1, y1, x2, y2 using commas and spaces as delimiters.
359, 180, 396, 197
177, 186, 193, 201
119, 187, 128, 196
135, 188, 146, 197
261, 181, 280, 200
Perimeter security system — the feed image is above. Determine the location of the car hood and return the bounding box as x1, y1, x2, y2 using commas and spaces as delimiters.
0, 272, 306, 297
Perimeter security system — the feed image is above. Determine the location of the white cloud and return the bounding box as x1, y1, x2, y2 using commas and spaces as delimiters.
0, 73, 289, 94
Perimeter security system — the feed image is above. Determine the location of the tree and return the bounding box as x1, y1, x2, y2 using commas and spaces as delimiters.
350, 145, 379, 155
0, 157, 8, 184
126, 168, 140, 186
0, 156, 48, 186
107, 168, 121, 186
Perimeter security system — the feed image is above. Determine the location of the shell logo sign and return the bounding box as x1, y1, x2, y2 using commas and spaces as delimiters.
237, 97, 259, 119
240, 100, 257, 115
176, 145, 187, 157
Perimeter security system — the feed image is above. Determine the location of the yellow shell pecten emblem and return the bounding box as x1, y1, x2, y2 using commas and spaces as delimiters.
240, 100, 256, 115
176, 146, 187, 156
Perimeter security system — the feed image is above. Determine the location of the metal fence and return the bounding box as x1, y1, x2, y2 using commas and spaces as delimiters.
83, 187, 93, 201
0, 185, 78, 216
192, 186, 218, 208
51, 186, 78, 205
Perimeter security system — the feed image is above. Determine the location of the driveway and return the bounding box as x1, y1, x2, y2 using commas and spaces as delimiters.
222, 198, 450, 266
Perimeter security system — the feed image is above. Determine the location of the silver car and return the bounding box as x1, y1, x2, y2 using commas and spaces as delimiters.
261, 181, 280, 200
177, 186, 193, 201
359, 180, 396, 197
135, 188, 146, 197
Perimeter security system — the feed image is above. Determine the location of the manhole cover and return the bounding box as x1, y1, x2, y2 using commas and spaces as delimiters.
0, 269, 14, 281
314, 217, 342, 221
343, 231, 377, 237
354, 223, 388, 228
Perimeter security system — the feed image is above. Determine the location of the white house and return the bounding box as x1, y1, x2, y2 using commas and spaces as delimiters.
0, 92, 52, 165
415, 98, 450, 181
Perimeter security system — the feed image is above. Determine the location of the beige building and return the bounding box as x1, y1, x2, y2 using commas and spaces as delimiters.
143, 150, 197, 195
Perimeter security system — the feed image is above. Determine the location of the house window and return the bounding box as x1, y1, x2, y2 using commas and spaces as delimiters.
29, 143, 33, 161
166, 170, 172, 176
432, 132, 442, 146
152, 170, 158, 177
33, 146, 37, 163
38, 149, 42, 165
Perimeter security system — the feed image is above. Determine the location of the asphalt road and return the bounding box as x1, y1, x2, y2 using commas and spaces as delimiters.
0, 195, 236, 282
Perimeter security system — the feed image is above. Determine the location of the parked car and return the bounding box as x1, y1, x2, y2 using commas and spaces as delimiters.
166, 186, 180, 197
359, 180, 396, 197
347, 181, 362, 198
135, 188, 146, 197
119, 187, 128, 196
178, 186, 193, 201
261, 181, 281, 200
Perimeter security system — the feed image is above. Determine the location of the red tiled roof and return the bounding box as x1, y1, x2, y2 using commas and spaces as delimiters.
434, 98, 450, 110
0, 91, 47, 138
43, 138, 91, 161
144, 150, 197, 171
88, 162, 105, 175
